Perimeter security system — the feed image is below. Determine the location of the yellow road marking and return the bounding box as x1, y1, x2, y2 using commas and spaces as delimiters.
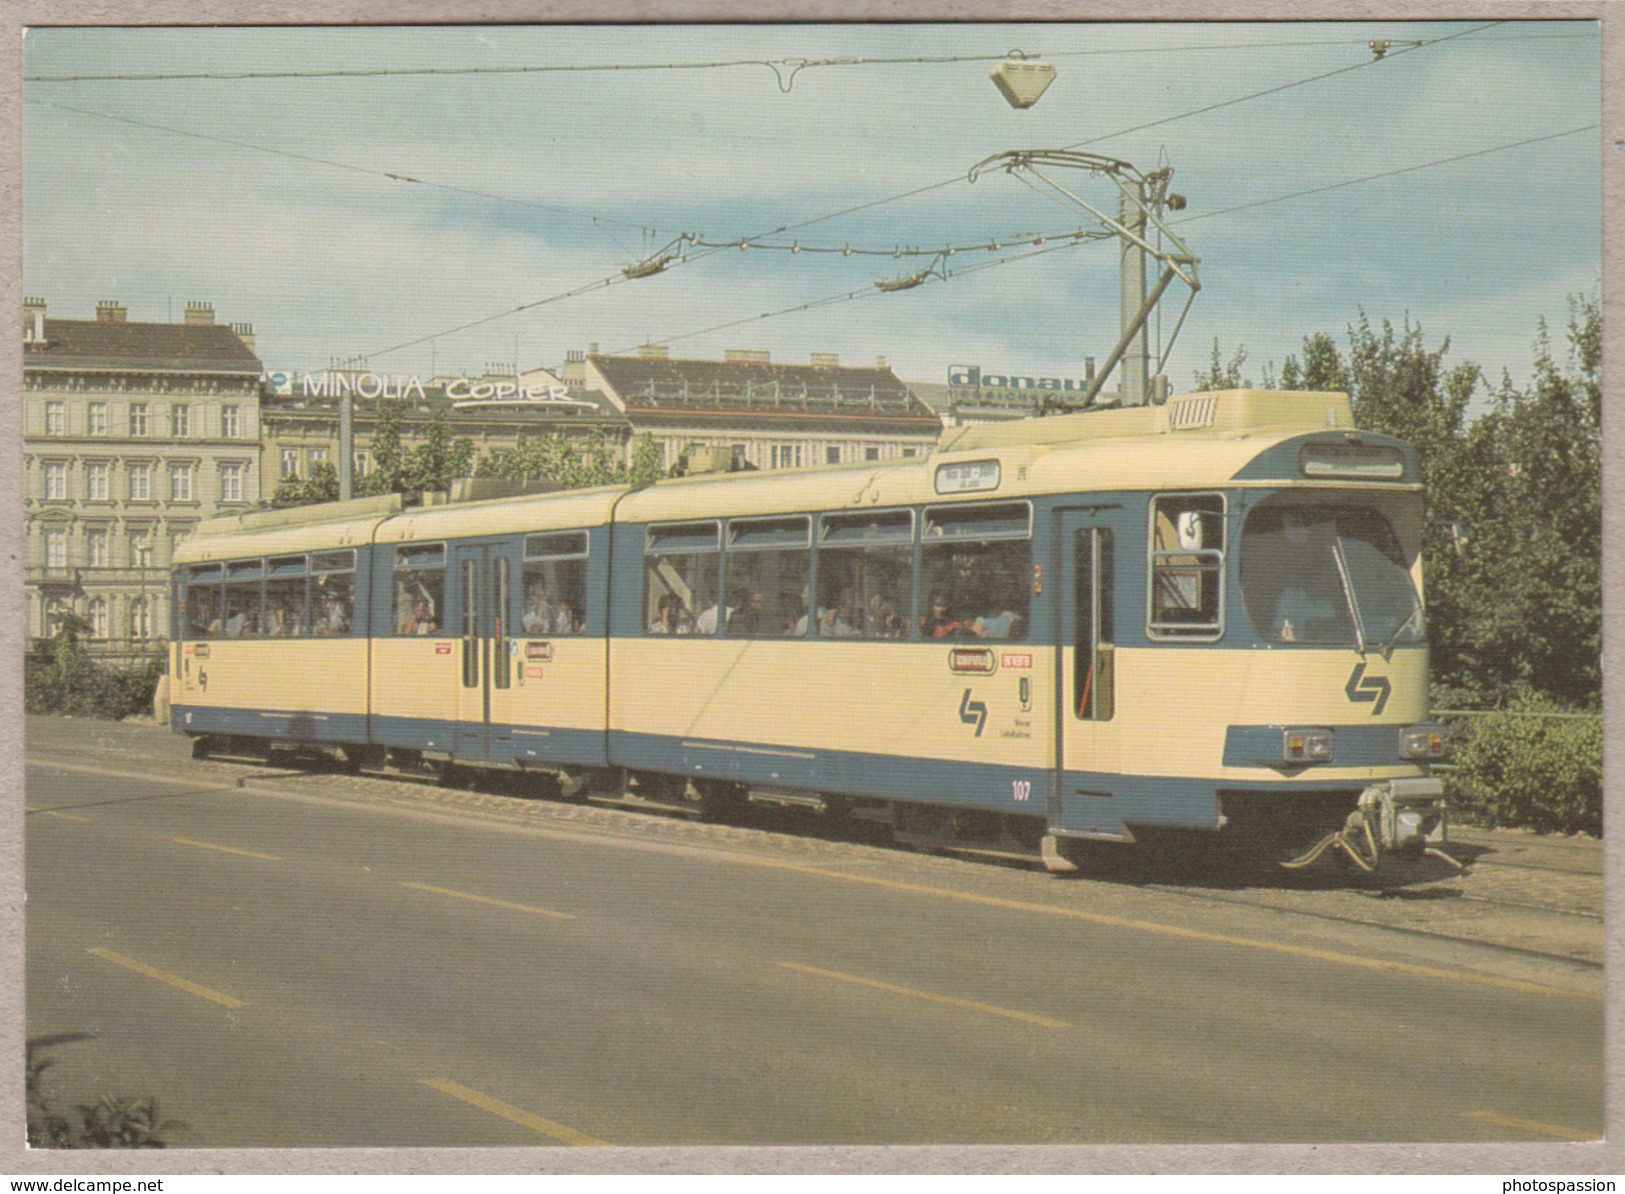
733, 857, 1600, 1002
28, 807, 92, 822
782, 962, 1069, 1028
173, 837, 284, 862
87, 947, 248, 1009
1465, 1111, 1599, 1140
401, 882, 575, 920
419, 1078, 608, 1146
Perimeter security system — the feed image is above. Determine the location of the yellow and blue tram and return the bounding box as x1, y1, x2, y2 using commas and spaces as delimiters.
170, 389, 1451, 871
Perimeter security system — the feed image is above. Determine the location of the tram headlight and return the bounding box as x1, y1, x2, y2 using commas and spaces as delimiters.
1281, 728, 1334, 764
1398, 723, 1448, 761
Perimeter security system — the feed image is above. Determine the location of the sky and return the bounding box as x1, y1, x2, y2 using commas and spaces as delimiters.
21, 21, 1602, 399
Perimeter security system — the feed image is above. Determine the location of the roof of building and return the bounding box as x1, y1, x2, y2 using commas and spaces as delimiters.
589, 353, 943, 429
25, 318, 263, 374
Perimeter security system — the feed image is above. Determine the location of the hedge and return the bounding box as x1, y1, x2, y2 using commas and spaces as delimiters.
1441, 701, 1603, 836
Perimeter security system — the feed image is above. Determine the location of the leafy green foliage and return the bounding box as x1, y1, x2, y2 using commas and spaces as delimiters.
24, 615, 165, 720
271, 460, 339, 507
1443, 699, 1602, 836
27, 1038, 186, 1148
476, 430, 664, 489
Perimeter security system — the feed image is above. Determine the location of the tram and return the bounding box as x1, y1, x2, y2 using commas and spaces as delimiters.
170, 389, 1451, 872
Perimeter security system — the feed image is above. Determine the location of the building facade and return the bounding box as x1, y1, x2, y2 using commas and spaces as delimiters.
576, 346, 943, 471
22, 299, 263, 656
258, 367, 631, 495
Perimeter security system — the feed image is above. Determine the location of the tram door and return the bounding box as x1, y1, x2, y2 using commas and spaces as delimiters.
451, 544, 516, 762
1050, 511, 1122, 837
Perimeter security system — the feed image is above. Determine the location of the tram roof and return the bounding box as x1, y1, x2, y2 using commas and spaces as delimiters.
176, 389, 1411, 562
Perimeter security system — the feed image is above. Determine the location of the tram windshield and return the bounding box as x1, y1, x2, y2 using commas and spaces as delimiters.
1239, 502, 1423, 648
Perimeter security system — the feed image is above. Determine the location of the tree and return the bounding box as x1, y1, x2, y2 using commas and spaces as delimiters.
1191, 338, 1250, 391
270, 460, 339, 507
359, 401, 406, 496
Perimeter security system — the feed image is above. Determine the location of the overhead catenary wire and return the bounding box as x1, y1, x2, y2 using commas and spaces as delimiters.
22, 27, 1590, 83
23, 98, 679, 238
610, 121, 1597, 356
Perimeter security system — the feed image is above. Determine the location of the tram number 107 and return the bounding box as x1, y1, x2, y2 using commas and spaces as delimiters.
1012, 780, 1033, 802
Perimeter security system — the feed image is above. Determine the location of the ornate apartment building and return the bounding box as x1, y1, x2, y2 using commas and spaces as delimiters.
569, 346, 944, 471
22, 298, 263, 656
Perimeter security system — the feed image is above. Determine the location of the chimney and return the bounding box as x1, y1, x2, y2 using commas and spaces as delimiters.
183, 302, 215, 326
23, 296, 46, 344
810, 352, 839, 368
232, 322, 256, 353
95, 300, 127, 324
636, 345, 670, 360
876, 355, 888, 370
724, 348, 771, 364
587, 342, 600, 357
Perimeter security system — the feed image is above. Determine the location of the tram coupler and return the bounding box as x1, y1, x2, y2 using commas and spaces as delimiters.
1282, 777, 1462, 873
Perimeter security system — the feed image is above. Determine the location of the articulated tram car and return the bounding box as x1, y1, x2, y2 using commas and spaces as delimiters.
170, 389, 1451, 872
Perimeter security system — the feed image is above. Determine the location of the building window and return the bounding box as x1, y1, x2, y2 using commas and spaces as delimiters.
128, 463, 151, 501
87, 598, 109, 639
352, 451, 369, 479
129, 404, 149, 437
221, 405, 240, 438
86, 527, 109, 568
770, 444, 803, 470
308, 447, 328, 471
220, 463, 244, 503
280, 448, 299, 479
86, 461, 109, 501
826, 446, 841, 465
170, 405, 190, 438
88, 402, 108, 437
42, 597, 65, 639
865, 446, 880, 461
130, 597, 152, 640
44, 528, 67, 569
43, 461, 67, 500
901, 447, 918, 458
45, 401, 65, 436
170, 464, 194, 501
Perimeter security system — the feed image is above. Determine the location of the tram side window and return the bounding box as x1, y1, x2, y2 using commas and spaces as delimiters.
725, 516, 811, 637
265, 555, 308, 637
394, 544, 445, 635
522, 532, 588, 636
920, 502, 1032, 641
311, 550, 356, 636
1149, 494, 1225, 640
222, 560, 265, 638
816, 510, 913, 639
185, 566, 222, 638
644, 522, 720, 635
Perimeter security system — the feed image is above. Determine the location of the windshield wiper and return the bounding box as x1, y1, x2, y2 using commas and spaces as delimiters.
1331, 537, 1367, 653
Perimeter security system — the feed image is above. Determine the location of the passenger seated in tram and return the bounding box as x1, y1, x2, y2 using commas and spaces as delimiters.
867, 599, 904, 638
974, 603, 1021, 639
554, 599, 582, 635
727, 589, 769, 636
821, 588, 862, 637
649, 592, 687, 634
522, 589, 553, 634
921, 592, 976, 639
270, 600, 302, 637
693, 597, 726, 635
400, 596, 438, 635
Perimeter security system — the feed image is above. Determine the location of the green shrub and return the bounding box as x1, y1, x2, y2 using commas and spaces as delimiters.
24, 619, 165, 721
1443, 698, 1602, 835
27, 1037, 185, 1149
